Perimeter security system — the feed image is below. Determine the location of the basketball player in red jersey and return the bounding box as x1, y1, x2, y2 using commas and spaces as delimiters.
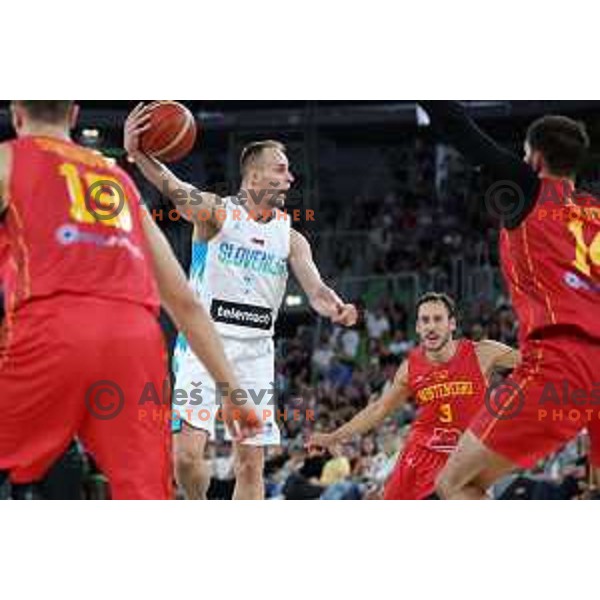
418, 101, 600, 499
308, 293, 520, 500
0, 101, 257, 499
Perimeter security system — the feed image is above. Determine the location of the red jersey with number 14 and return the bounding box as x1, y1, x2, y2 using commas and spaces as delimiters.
3, 136, 159, 313
406, 339, 487, 454
500, 178, 600, 345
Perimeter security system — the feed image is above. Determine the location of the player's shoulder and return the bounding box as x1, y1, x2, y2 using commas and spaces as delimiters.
207, 195, 236, 218
222, 195, 241, 211
473, 339, 507, 361
393, 359, 410, 386
289, 228, 309, 253
290, 227, 305, 241
404, 345, 423, 373
572, 186, 600, 225
405, 343, 422, 361
473, 338, 495, 354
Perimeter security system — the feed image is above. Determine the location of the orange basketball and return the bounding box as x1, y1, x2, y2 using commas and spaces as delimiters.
139, 101, 197, 163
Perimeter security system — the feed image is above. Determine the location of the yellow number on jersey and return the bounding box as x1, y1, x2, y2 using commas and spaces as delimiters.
568, 219, 600, 277
439, 403, 453, 424
59, 163, 132, 232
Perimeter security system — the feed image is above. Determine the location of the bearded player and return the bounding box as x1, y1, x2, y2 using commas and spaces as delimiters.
309, 292, 520, 500
0, 101, 256, 499
418, 101, 600, 499
125, 103, 358, 500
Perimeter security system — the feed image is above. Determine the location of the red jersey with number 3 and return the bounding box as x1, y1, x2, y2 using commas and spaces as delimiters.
500, 178, 600, 345
406, 339, 487, 454
3, 136, 158, 313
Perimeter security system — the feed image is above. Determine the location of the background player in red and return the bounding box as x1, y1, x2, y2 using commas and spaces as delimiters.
419, 101, 600, 499
308, 292, 519, 499
0, 101, 257, 499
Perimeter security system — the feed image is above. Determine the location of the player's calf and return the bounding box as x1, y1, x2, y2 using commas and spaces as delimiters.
174, 426, 211, 500
233, 445, 264, 500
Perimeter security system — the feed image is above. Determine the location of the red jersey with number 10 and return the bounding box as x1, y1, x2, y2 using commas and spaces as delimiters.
406, 339, 487, 454
500, 178, 600, 345
2, 136, 159, 314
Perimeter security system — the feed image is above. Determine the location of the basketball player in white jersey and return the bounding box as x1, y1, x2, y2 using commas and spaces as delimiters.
125, 104, 358, 499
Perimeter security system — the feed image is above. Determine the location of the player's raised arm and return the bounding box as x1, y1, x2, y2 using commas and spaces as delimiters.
418, 101, 540, 228
289, 229, 358, 327
475, 339, 521, 377
124, 103, 223, 226
308, 361, 410, 451
140, 206, 259, 439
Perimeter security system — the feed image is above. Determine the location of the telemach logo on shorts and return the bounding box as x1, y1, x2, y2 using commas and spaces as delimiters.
211, 299, 273, 330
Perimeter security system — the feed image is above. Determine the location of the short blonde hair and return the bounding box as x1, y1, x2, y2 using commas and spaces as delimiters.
240, 140, 286, 177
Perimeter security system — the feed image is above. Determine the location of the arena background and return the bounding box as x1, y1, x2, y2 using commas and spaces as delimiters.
2, 100, 600, 500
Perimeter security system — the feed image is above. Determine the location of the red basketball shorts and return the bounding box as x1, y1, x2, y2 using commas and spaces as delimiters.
384, 443, 449, 500
0, 295, 172, 499
470, 333, 600, 468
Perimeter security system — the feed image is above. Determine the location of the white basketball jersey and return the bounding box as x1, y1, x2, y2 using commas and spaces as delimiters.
186, 197, 290, 341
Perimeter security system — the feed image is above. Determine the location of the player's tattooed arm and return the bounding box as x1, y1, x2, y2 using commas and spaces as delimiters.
475, 339, 521, 376
308, 361, 410, 450
124, 103, 223, 229
140, 206, 260, 440
289, 229, 358, 327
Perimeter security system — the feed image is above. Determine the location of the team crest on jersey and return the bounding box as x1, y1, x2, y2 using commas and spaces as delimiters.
428, 428, 462, 452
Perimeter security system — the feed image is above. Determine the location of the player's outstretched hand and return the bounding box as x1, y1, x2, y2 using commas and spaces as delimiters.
222, 397, 263, 443
332, 303, 358, 327
124, 102, 153, 158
